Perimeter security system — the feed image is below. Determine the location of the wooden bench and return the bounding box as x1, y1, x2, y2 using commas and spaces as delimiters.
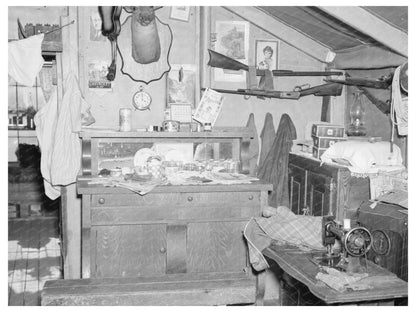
41, 273, 259, 306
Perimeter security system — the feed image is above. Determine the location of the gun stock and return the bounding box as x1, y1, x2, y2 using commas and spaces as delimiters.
325, 75, 392, 89
299, 82, 343, 97
208, 49, 248, 71
207, 49, 343, 77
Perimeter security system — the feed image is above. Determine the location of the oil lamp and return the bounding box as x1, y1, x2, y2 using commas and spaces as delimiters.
347, 90, 367, 136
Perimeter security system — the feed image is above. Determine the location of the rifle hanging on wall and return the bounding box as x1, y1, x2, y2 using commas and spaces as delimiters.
205, 49, 344, 100
202, 82, 343, 100
207, 49, 343, 77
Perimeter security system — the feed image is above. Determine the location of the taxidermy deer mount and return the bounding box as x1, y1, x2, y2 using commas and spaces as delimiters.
98, 6, 162, 81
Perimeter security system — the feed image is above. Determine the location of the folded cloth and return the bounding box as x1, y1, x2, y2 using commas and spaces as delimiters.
8, 34, 45, 86
244, 206, 326, 271
316, 267, 369, 292
88, 177, 159, 196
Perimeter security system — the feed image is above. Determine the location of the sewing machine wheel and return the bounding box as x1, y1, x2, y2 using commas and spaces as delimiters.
344, 227, 373, 257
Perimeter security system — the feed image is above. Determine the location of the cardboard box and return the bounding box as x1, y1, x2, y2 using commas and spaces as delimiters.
311, 123, 344, 138
312, 146, 327, 159
312, 135, 346, 149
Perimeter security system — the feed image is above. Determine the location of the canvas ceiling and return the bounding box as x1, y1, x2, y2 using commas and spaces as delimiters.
256, 6, 408, 69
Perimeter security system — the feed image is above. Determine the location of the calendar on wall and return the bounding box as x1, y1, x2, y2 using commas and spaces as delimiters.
169, 104, 193, 123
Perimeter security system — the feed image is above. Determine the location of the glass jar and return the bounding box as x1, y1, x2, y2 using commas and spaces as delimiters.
347, 91, 367, 136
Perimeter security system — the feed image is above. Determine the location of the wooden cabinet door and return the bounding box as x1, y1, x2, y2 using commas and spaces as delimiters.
288, 163, 307, 215
93, 224, 167, 278
186, 221, 248, 274
306, 171, 334, 216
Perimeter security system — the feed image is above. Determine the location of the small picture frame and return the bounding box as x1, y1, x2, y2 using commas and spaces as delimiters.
255, 40, 279, 71
170, 6, 191, 22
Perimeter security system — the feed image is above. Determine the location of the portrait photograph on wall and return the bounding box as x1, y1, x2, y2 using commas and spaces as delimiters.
255, 39, 279, 71
214, 21, 249, 82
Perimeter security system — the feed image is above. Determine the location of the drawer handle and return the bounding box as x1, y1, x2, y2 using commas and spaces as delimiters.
248, 195, 254, 200
98, 198, 105, 204
187, 196, 193, 202
160, 247, 166, 253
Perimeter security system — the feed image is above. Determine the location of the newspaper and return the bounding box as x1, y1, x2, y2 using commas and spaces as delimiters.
192, 88, 224, 125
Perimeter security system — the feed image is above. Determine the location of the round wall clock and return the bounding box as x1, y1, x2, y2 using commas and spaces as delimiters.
132, 86, 152, 110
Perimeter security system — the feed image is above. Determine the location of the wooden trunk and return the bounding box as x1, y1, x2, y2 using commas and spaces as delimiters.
288, 153, 370, 220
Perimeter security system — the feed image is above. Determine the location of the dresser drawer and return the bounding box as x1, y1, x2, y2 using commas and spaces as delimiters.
91, 204, 259, 224
89, 191, 262, 225
91, 191, 260, 208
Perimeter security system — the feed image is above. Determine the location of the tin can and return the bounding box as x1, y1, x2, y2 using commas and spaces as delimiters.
203, 123, 212, 132
162, 120, 180, 132
119, 108, 132, 131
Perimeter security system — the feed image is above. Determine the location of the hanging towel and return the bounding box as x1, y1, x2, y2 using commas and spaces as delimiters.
34, 87, 61, 199
258, 113, 275, 169
35, 72, 95, 199
257, 114, 296, 208
8, 34, 45, 87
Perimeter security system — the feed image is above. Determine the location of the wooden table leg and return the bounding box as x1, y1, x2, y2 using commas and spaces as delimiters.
255, 270, 266, 306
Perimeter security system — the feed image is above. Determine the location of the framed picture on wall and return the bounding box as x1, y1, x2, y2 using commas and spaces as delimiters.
170, 6, 191, 22
166, 64, 197, 108
255, 40, 279, 71
214, 21, 249, 82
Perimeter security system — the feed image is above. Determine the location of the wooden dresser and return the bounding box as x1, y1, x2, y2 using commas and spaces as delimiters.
78, 181, 271, 280
67, 129, 272, 305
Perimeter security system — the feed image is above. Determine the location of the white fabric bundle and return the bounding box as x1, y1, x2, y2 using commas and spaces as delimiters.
8, 34, 45, 86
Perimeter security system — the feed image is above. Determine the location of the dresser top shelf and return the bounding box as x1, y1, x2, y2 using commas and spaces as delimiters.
80, 127, 254, 139
77, 177, 273, 195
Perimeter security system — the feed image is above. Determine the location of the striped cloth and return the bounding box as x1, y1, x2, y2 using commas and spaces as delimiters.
244, 205, 325, 271
35, 73, 94, 199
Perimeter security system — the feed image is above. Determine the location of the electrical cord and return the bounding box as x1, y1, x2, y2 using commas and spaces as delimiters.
117, 14, 173, 85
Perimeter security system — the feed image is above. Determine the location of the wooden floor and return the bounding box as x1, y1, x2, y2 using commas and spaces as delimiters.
8, 216, 62, 306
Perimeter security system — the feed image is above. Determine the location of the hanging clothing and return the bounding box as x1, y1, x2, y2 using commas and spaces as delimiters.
257, 114, 297, 208
8, 34, 45, 86
35, 72, 94, 199
258, 113, 275, 169
391, 64, 408, 136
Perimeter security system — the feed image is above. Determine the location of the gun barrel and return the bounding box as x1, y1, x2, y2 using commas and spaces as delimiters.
201, 88, 300, 99
271, 71, 342, 77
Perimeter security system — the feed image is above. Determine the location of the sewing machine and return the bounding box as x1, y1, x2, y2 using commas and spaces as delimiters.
311, 216, 373, 273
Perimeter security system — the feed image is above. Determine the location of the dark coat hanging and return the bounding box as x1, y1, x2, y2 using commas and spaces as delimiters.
257, 113, 297, 208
